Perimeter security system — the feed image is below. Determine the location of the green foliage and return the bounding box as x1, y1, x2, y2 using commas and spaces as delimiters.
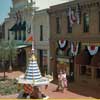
0, 39, 17, 64
0, 79, 18, 95
0, 40, 9, 61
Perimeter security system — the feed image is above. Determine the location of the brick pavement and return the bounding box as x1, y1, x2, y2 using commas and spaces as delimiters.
40, 83, 96, 99
0, 71, 100, 99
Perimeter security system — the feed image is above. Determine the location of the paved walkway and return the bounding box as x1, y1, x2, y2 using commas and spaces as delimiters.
0, 71, 100, 99
40, 83, 99, 99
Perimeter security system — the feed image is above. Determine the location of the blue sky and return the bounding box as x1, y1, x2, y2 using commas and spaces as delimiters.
0, 0, 12, 24
0, 0, 69, 24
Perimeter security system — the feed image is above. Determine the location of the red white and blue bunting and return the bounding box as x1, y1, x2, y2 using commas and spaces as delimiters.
71, 42, 79, 56
58, 40, 68, 50
87, 45, 99, 56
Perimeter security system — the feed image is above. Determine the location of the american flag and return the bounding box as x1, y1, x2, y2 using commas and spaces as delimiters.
68, 7, 76, 26
76, 3, 81, 24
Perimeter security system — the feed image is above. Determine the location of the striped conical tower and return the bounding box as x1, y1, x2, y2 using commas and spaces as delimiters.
18, 53, 50, 86
24, 54, 42, 81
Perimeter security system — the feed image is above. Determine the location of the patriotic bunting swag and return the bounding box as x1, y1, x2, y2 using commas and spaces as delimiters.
71, 42, 79, 56
87, 45, 99, 56
58, 40, 68, 50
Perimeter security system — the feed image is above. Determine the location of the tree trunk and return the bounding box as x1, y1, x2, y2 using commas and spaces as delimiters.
2, 60, 6, 80
9, 50, 13, 72
9, 62, 12, 72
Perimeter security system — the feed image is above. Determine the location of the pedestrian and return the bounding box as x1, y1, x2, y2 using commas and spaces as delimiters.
62, 69, 68, 88
56, 70, 64, 92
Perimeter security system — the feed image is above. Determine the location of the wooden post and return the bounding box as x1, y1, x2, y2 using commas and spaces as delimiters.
91, 67, 95, 80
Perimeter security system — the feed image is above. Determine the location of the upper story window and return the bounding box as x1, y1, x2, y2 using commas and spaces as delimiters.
83, 13, 89, 33
8, 30, 10, 40
67, 16, 72, 33
99, 12, 100, 32
40, 25, 43, 41
23, 31, 26, 41
56, 17, 61, 34
15, 31, 17, 40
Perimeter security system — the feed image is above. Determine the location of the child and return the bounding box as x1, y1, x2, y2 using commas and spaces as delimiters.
62, 70, 67, 88
56, 70, 64, 92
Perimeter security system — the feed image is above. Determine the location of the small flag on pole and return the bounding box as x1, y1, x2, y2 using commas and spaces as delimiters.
25, 35, 33, 42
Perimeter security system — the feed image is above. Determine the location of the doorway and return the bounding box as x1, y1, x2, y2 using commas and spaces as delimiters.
17, 48, 26, 70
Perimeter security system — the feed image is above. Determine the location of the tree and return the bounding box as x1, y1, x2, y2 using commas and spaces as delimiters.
0, 40, 9, 79
7, 40, 17, 71
0, 39, 17, 77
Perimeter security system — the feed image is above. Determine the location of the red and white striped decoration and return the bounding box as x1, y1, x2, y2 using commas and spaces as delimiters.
58, 40, 68, 50
87, 45, 99, 56
71, 42, 79, 56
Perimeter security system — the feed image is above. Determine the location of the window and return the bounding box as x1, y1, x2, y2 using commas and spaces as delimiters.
8, 30, 10, 40
40, 25, 43, 41
23, 31, 26, 41
43, 50, 47, 57
83, 13, 89, 32
99, 12, 100, 32
18, 31, 21, 40
15, 31, 17, 40
96, 68, 100, 79
56, 17, 61, 33
67, 16, 72, 33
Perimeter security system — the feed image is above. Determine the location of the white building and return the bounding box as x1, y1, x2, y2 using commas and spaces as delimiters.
33, 9, 51, 74
4, 0, 35, 70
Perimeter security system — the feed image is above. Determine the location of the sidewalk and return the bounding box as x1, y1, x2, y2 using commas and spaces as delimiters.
0, 71, 100, 99
40, 83, 97, 99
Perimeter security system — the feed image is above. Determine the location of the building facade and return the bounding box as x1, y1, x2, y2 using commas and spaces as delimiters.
33, 9, 51, 75
4, 0, 35, 70
0, 23, 5, 39
49, 0, 100, 87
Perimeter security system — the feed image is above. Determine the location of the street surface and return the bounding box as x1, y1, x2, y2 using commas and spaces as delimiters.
0, 71, 100, 99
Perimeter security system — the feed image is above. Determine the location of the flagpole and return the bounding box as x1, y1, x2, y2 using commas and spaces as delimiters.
32, 0, 36, 54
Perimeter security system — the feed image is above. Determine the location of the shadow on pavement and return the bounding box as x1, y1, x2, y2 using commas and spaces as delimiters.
52, 79, 100, 98
67, 82, 100, 99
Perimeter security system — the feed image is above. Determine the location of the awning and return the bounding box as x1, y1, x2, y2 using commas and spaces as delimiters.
9, 21, 26, 32
16, 45, 30, 49
15, 40, 32, 49
75, 50, 91, 65
9, 24, 18, 32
